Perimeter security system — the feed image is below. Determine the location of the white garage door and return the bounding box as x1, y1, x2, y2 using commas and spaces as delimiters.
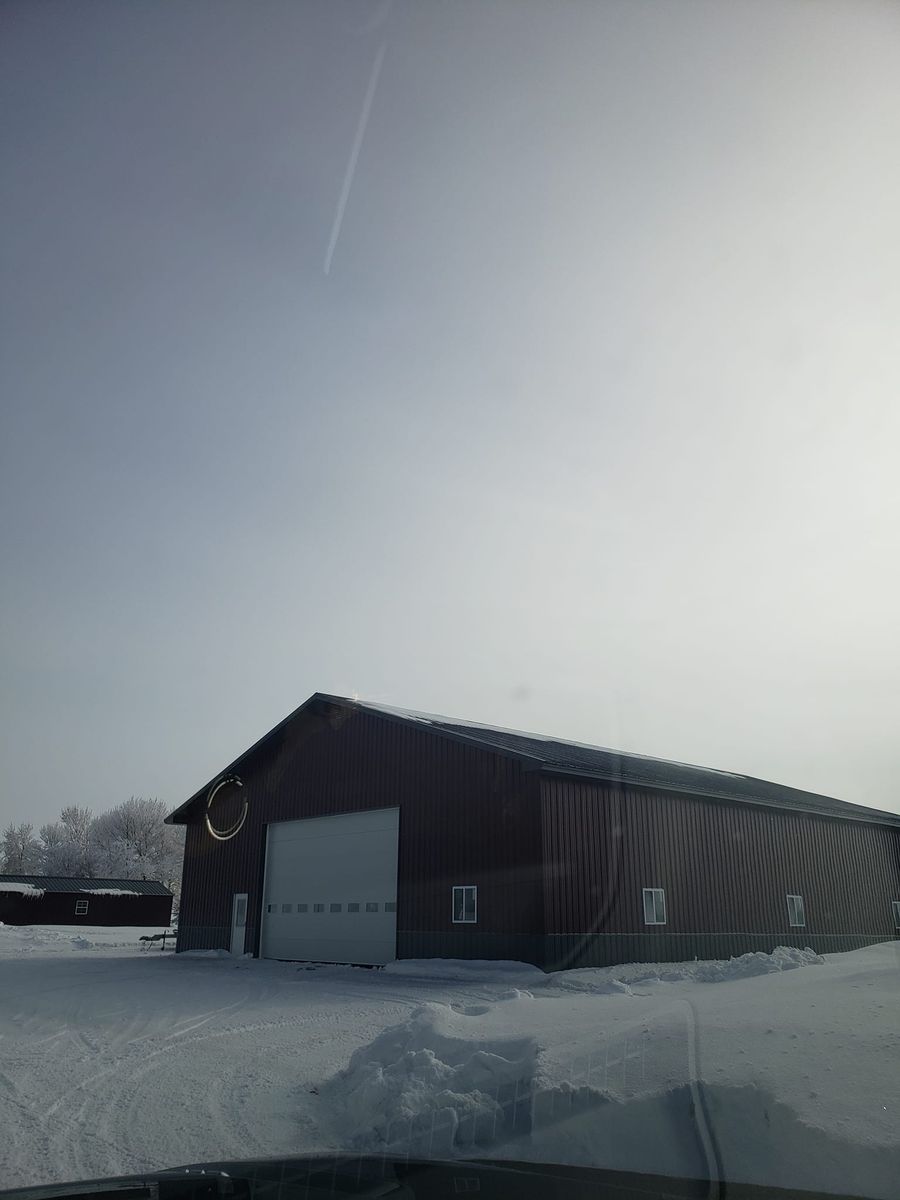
260, 808, 399, 965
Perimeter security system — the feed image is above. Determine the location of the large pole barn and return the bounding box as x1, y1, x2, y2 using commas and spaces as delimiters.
167, 694, 900, 968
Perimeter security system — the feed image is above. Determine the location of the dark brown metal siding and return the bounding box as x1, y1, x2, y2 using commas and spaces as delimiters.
177, 706, 544, 961
0, 892, 173, 927
541, 777, 900, 967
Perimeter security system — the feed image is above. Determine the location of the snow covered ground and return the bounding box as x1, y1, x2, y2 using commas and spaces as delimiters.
0, 924, 897, 1197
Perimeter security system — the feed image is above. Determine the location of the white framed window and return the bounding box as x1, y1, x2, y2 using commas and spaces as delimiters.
75, 899, 89, 915
452, 885, 477, 924
891, 900, 900, 929
787, 894, 806, 927
642, 888, 666, 925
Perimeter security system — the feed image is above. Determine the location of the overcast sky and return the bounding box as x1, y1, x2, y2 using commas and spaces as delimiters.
3, 0, 900, 829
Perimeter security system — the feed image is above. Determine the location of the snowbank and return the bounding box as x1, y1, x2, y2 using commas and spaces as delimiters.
507, 1079, 900, 1198
320, 1000, 540, 1157
0, 923, 172, 954
0, 925, 99, 953
383, 946, 824, 990
319, 966, 898, 1198
383, 959, 546, 984
549, 945, 825, 991
692, 944, 825, 981
0, 882, 45, 897
319, 946, 839, 1166
179, 948, 233, 959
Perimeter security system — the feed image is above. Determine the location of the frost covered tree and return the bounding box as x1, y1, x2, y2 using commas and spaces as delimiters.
89, 798, 184, 895
1, 823, 41, 873
38, 813, 96, 876
60, 806, 96, 874
90, 809, 130, 878
38, 821, 78, 875
22, 797, 184, 901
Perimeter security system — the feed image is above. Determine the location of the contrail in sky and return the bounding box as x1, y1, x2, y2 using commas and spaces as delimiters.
324, 41, 387, 276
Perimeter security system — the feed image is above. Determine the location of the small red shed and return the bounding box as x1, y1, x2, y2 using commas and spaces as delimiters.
0, 876, 174, 927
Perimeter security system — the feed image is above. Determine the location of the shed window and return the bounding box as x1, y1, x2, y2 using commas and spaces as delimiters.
313, 903, 324, 913
266, 904, 275, 913
452, 886, 477, 924
281, 903, 292, 914
330, 903, 342, 913
385, 901, 397, 913
366, 902, 379, 913
347, 903, 360, 913
642, 888, 666, 925
787, 894, 806, 927
75, 899, 89, 916
297, 903, 308, 913
891, 900, 900, 929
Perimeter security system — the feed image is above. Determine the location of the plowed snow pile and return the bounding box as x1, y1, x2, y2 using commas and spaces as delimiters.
319, 944, 900, 1198
320, 996, 540, 1156
549, 944, 825, 991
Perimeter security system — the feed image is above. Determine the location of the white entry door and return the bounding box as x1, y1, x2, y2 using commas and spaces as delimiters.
260, 808, 399, 965
230, 892, 248, 955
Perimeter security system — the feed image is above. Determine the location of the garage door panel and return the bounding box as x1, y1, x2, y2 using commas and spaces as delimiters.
261, 808, 399, 965
259, 932, 395, 963
270, 809, 398, 843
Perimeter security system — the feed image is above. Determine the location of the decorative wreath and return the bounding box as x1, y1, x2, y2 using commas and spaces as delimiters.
205, 774, 248, 841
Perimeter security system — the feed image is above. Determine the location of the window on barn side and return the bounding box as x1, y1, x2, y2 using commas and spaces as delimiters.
75, 899, 89, 915
281, 903, 292, 913
642, 888, 666, 925
787, 894, 806, 927
452, 886, 477, 923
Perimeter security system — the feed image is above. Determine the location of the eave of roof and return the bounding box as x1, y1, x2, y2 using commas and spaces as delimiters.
0, 875, 174, 895
166, 693, 326, 823
166, 693, 900, 829
534, 764, 900, 826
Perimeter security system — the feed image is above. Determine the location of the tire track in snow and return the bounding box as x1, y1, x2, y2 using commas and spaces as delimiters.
81, 997, 418, 1178
35, 987, 258, 1183
1, 954, 536, 1186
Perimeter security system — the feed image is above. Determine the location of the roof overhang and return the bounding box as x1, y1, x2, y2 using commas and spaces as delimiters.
166, 692, 900, 831
165, 692, 546, 824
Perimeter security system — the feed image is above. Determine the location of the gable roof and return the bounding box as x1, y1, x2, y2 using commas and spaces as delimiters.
0, 875, 173, 896
166, 692, 900, 829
